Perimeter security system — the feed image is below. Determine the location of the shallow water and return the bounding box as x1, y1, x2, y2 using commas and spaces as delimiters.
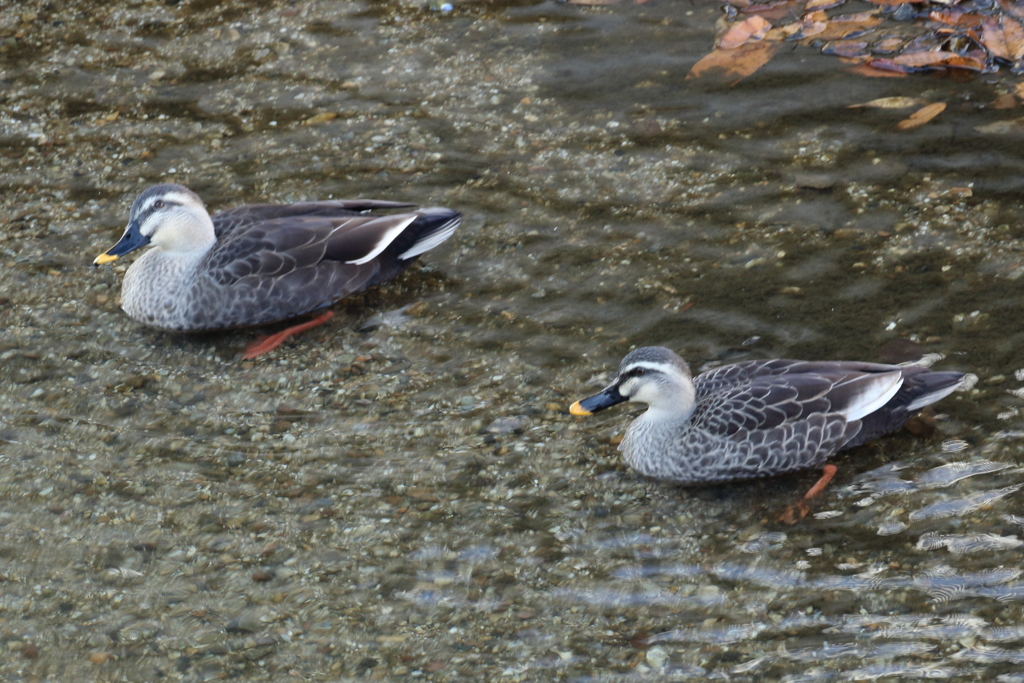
4, 0, 1024, 680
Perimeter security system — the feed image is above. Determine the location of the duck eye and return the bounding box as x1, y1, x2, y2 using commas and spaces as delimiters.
633, 368, 646, 376
153, 200, 165, 209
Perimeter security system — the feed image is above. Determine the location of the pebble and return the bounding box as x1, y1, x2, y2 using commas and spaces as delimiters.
646, 646, 668, 668
486, 416, 531, 433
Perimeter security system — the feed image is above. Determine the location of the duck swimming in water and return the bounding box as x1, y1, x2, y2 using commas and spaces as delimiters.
571, 346, 966, 485
94, 184, 460, 357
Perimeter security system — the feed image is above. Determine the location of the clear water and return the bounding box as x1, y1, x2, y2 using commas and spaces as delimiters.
2, 0, 1024, 680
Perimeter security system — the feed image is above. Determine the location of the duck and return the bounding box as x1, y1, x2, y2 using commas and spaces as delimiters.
94, 184, 461, 358
570, 346, 966, 486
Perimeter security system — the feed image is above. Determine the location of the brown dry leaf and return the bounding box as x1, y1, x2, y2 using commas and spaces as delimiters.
896, 102, 947, 130
805, 0, 845, 9
943, 53, 987, 70
930, 10, 985, 27
302, 112, 338, 126
891, 50, 959, 68
992, 93, 1017, 109
767, 25, 800, 40
873, 36, 905, 53
848, 64, 908, 77
981, 19, 1011, 60
823, 40, 870, 58
719, 16, 772, 49
784, 10, 828, 39
848, 96, 926, 109
741, 0, 802, 21
976, 117, 1024, 134
687, 42, 779, 85
999, 0, 1024, 20
1016, 82, 1024, 100
793, 20, 827, 39
1001, 16, 1024, 60
891, 50, 985, 71
813, 11, 882, 40
982, 16, 1024, 61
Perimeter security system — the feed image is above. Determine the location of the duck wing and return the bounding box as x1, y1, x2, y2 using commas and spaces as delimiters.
694, 359, 903, 400
686, 370, 889, 477
211, 200, 416, 240
694, 373, 844, 436
194, 205, 459, 327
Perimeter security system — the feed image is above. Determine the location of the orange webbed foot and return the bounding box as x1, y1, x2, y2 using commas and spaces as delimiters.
777, 464, 838, 525
241, 310, 335, 359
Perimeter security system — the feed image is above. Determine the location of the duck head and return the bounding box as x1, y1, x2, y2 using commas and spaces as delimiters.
95, 184, 214, 264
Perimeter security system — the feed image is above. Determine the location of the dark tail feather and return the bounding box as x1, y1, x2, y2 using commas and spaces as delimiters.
369, 208, 461, 286
396, 208, 461, 262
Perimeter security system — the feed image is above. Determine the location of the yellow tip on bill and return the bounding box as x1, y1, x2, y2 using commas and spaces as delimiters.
569, 401, 591, 416
94, 252, 119, 265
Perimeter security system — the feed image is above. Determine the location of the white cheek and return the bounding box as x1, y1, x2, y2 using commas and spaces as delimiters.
146, 226, 167, 247
147, 214, 183, 249
629, 379, 675, 407
619, 377, 645, 401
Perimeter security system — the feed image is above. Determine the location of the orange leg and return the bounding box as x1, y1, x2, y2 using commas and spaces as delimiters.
802, 464, 838, 501
241, 310, 335, 360
777, 464, 838, 525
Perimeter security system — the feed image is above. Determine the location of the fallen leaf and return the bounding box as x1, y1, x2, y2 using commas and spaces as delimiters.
992, 93, 1017, 109
687, 42, 778, 85
944, 53, 987, 70
741, 0, 801, 21
848, 96, 926, 109
873, 36, 905, 54
982, 16, 1024, 62
805, 0, 845, 9
892, 50, 959, 68
999, 0, 1024, 20
897, 102, 947, 130
891, 50, 986, 71
302, 112, 338, 126
822, 39, 870, 58
930, 10, 985, 28
982, 19, 1012, 59
976, 117, 1024, 134
719, 16, 772, 49
813, 11, 883, 40
857, 60, 913, 76
791, 19, 827, 40
767, 26, 800, 40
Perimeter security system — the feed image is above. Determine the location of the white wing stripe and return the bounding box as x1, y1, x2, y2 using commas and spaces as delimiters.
841, 371, 905, 422
344, 215, 417, 265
